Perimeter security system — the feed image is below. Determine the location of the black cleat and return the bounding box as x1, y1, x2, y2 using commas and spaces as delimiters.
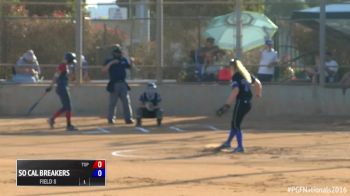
232, 147, 244, 153
136, 118, 141, 127
125, 119, 134, 124
48, 118, 55, 129
66, 125, 78, 131
157, 119, 162, 127
108, 119, 115, 125
215, 142, 231, 151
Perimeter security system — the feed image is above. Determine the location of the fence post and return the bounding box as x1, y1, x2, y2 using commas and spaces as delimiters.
0, 0, 2, 65
156, 0, 164, 83
235, 0, 242, 59
75, 0, 83, 84
319, 0, 326, 86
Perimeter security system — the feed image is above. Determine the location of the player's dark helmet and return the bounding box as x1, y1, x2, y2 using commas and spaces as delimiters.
147, 82, 157, 89
64, 52, 77, 64
111, 44, 122, 54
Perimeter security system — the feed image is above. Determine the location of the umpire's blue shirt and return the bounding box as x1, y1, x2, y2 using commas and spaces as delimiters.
104, 57, 131, 82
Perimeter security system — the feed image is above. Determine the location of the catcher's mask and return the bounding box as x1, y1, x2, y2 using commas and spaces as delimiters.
147, 82, 157, 89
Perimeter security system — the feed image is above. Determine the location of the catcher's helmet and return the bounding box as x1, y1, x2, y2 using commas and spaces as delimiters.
147, 82, 157, 89
64, 52, 77, 64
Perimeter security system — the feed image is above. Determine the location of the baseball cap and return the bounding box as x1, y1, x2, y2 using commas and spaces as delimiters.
265, 39, 273, 45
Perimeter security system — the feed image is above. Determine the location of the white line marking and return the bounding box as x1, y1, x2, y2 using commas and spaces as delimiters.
169, 126, 185, 132
173, 124, 196, 128
96, 127, 110, 133
207, 125, 219, 131
111, 150, 146, 158
82, 131, 101, 134
135, 127, 150, 133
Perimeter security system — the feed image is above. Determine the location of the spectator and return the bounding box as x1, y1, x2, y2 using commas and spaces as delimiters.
12, 50, 41, 83
305, 53, 339, 84
195, 37, 225, 80
340, 71, 350, 95
67, 54, 90, 82
257, 40, 278, 82
324, 52, 338, 83
136, 82, 163, 127
82, 55, 90, 82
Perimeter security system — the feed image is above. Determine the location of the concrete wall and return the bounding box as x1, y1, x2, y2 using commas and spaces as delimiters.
1, 83, 349, 117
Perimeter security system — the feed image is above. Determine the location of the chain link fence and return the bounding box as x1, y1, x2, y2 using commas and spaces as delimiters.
0, 0, 349, 84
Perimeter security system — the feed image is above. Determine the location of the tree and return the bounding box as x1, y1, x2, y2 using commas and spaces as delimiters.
20, 0, 75, 16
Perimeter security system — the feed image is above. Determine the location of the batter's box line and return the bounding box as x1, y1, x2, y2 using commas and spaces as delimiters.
169, 126, 185, 132
82, 127, 110, 134
135, 127, 150, 133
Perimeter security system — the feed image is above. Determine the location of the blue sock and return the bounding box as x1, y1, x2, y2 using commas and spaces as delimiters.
225, 128, 238, 146
236, 130, 243, 148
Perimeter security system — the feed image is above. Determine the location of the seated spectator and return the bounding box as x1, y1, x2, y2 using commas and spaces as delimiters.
195, 37, 225, 81
136, 82, 163, 127
12, 50, 41, 83
305, 53, 339, 83
325, 52, 338, 83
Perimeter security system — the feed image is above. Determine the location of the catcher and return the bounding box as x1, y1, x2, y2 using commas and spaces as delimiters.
136, 82, 163, 127
216, 59, 262, 153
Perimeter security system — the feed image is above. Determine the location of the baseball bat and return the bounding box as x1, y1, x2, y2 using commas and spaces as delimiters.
26, 92, 48, 116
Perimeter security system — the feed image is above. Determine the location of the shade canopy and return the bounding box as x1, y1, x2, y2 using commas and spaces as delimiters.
291, 3, 350, 20
204, 11, 278, 52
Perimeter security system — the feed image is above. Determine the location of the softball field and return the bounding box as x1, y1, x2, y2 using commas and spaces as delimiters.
0, 116, 349, 196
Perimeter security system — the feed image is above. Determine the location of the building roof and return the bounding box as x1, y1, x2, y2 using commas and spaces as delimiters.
291, 3, 350, 20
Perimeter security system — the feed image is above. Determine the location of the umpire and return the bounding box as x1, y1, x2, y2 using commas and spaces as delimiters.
102, 44, 134, 125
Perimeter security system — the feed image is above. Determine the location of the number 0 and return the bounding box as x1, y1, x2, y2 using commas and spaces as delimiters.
98, 161, 102, 168
98, 170, 102, 176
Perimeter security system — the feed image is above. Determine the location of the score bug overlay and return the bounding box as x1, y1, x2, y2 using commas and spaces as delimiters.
17, 160, 106, 186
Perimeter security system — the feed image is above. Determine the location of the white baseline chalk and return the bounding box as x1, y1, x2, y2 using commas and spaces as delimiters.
169, 126, 185, 132
96, 127, 110, 133
135, 127, 150, 133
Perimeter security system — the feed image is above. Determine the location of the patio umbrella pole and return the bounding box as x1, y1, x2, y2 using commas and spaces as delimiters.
319, 0, 326, 86
235, 0, 242, 59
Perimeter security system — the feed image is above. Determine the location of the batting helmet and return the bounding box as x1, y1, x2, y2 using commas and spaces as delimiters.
64, 52, 77, 64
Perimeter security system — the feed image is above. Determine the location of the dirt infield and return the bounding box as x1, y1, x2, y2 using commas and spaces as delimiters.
0, 116, 349, 196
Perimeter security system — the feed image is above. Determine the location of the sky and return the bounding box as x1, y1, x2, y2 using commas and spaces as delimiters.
85, 0, 118, 19
86, 0, 116, 6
